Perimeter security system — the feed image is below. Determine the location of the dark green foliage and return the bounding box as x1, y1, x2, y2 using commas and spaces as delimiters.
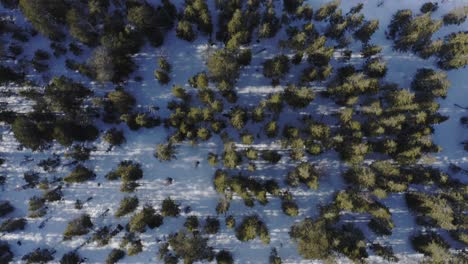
107, 89, 136, 114
19, 0, 66, 40
420, 2, 438, 13
127, 4, 165, 46
65, 145, 93, 161
60, 251, 82, 264
207, 49, 240, 86
290, 218, 330, 259
204, 217, 220, 234
283, 85, 315, 109
388, 10, 442, 54
22, 248, 54, 264
287, 162, 319, 189
63, 165, 95, 183
354, 20, 379, 43
106, 249, 125, 264
103, 128, 125, 146
216, 250, 233, 264
107, 161, 143, 181
184, 215, 199, 232
411, 68, 450, 98
370, 243, 399, 262
262, 150, 281, 164
66, 8, 98, 46
235, 215, 270, 244
0, 218, 26, 232
281, 196, 299, 217
364, 58, 387, 78
405, 192, 455, 230
263, 55, 290, 84
176, 20, 196, 41
314, 0, 340, 21
63, 214, 93, 240
411, 232, 450, 261
115, 196, 139, 217
12, 117, 47, 150
155, 69, 171, 84
330, 224, 368, 260
437, 31, 468, 69
129, 206, 163, 232
161, 197, 180, 217
155, 143, 177, 161
361, 44, 383, 58
166, 231, 214, 264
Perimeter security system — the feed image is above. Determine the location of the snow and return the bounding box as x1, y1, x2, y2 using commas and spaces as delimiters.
0, 0, 467, 263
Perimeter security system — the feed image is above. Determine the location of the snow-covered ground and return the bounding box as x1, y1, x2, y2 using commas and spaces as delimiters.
0, 0, 467, 263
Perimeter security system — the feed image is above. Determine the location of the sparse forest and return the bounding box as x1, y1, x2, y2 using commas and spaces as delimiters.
0, 0, 466, 263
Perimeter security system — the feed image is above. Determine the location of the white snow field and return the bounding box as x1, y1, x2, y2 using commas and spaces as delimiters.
0, 0, 467, 263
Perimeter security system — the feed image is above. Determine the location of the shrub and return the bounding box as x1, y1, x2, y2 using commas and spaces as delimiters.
420, 2, 438, 13
226, 215, 236, 229
155, 143, 177, 161
204, 217, 220, 234
411, 232, 449, 261
155, 69, 171, 84
106, 249, 125, 264
60, 251, 82, 264
106, 161, 143, 182
0, 218, 26, 232
176, 20, 196, 41
290, 218, 330, 259
115, 196, 139, 217
282, 198, 299, 217
216, 250, 233, 264
65, 144, 93, 161
184, 215, 199, 232
22, 248, 54, 264
235, 215, 269, 244
129, 206, 163, 233
161, 197, 180, 217
107, 89, 136, 114
63, 214, 93, 240
263, 55, 290, 84
262, 150, 281, 164
370, 243, 399, 262
63, 165, 95, 183
287, 162, 319, 189
167, 231, 214, 264
103, 128, 125, 146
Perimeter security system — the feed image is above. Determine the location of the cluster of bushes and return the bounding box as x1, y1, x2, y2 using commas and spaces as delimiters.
63, 214, 93, 240
63, 164, 96, 183
290, 217, 369, 261
177, 0, 212, 42
214, 169, 280, 208
159, 230, 214, 263
387, 8, 467, 69
154, 57, 172, 85
128, 206, 163, 233
406, 192, 456, 230
235, 215, 270, 244
11, 77, 98, 150
106, 161, 143, 192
